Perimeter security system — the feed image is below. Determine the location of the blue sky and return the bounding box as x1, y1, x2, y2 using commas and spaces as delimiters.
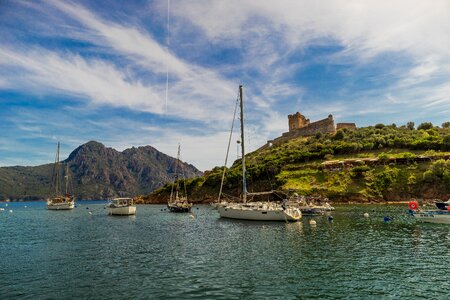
1, 0, 449, 170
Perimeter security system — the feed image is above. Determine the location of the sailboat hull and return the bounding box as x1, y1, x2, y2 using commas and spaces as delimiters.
168, 205, 191, 213
47, 202, 75, 210
218, 204, 301, 222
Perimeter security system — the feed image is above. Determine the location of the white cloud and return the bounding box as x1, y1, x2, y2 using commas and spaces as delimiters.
174, 0, 450, 113
174, 0, 450, 59
0, 47, 165, 113
45, 0, 237, 121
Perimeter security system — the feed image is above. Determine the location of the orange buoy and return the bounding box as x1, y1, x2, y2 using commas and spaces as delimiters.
408, 201, 419, 210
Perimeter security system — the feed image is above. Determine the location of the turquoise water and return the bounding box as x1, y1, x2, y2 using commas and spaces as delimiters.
1, 202, 449, 299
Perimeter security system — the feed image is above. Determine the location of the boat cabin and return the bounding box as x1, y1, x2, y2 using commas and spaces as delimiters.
110, 197, 134, 207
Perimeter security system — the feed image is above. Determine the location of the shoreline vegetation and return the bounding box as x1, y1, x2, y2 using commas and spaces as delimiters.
146, 123, 450, 204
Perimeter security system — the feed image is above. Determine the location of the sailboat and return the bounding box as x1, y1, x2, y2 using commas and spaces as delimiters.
167, 145, 193, 212
47, 142, 75, 210
217, 85, 301, 221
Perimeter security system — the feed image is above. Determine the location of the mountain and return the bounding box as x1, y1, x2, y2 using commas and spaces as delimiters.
147, 125, 450, 203
0, 141, 202, 200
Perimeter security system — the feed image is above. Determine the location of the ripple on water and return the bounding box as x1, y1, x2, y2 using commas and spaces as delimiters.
1, 202, 450, 299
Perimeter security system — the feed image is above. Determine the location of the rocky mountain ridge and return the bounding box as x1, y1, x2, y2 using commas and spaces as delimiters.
0, 141, 202, 200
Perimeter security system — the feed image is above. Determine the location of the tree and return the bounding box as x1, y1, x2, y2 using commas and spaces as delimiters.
333, 130, 345, 140
417, 122, 433, 130
406, 122, 415, 130
442, 121, 450, 128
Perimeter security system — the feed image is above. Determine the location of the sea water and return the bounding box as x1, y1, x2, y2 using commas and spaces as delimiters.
1, 201, 449, 299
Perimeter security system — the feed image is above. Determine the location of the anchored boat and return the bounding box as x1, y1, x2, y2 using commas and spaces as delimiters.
47, 142, 75, 210
217, 85, 301, 222
167, 144, 192, 213
408, 200, 450, 224
107, 198, 136, 215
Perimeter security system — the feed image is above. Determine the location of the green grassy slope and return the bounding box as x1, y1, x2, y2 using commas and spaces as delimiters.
148, 125, 450, 203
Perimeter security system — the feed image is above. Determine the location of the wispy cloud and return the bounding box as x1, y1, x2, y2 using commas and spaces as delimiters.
1, 0, 450, 170
0, 47, 165, 113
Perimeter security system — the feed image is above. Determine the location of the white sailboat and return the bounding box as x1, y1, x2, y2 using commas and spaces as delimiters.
217, 85, 301, 222
107, 197, 136, 215
167, 144, 192, 213
47, 142, 75, 210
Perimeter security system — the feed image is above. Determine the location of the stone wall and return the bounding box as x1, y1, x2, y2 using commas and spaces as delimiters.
282, 114, 335, 139
288, 112, 310, 131
336, 123, 356, 131
265, 113, 356, 147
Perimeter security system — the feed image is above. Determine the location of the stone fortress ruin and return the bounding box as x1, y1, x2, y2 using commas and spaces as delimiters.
266, 112, 356, 146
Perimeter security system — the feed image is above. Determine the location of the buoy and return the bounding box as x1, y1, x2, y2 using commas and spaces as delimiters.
0, 208, 4, 211
309, 219, 317, 226
5, 204, 8, 207
88, 211, 92, 215
86, 207, 89, 210
24, 206, 27, 208
363, 213, 369, 218
328, 216, 334, 222
384, 216, 392, 222
408, 201, 419, 210
9, 210, 13, 213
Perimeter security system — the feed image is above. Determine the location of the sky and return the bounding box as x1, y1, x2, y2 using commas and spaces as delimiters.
1, 0, 449, 171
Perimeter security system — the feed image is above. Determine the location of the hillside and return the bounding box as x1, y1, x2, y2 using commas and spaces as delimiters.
147, 124, 450, 203
0, 141, 202, 200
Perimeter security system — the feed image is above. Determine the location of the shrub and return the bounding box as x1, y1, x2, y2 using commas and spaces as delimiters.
333, 130, 345, 140
406, 122, 415, 130
418, 122, 433, 130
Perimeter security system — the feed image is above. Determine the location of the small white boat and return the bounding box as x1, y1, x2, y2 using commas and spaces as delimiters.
411, 210, 450, 224
107, 198, 136, 215
408, 201, 450, 224
288, 195, 335, 215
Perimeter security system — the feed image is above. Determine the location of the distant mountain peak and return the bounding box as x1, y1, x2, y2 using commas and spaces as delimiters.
0, 141, 203, 200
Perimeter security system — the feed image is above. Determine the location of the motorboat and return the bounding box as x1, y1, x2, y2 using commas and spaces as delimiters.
408, 200, 450, 224
107, 198, 136, 215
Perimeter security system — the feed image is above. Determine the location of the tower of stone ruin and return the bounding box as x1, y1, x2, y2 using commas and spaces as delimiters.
288, 112, 310, 131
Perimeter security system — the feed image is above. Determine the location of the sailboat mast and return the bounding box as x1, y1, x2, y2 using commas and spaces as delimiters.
65, 164, 69, 195
175, 144, 181, 197
56, 142, 60, 195
239, 85, 247, 203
